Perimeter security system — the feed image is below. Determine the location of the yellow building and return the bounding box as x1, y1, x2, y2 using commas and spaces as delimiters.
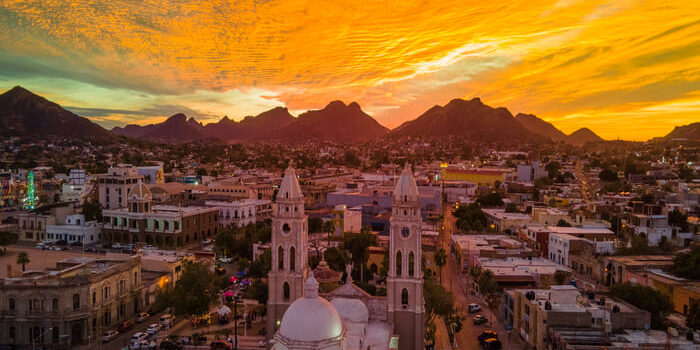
441, 167, 507, 187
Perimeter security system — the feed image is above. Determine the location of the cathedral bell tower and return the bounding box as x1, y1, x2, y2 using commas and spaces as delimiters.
267, 166, 309, 339
387, 163, 425, 350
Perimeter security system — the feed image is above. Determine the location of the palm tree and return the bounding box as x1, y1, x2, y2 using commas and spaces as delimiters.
16, 251, 30, 271
434, 248, 447, 284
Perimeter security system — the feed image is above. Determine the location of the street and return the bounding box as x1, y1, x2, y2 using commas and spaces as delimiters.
437, 203, 521, 350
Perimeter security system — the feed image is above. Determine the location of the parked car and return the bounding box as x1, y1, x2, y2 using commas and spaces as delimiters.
102, 330, 119, 342
210, 341, 232, 349
131, 332, 148, 343
143, 245, 156, 250
146, 323, 162, 335
473, 314, 488, 325
478, 330, 498, 342
217, 256, 233, 263
480, 338, 502, 350
71, 241, 82, 246
160, 314, 175, 327
55, 239, 67, 246
202, 239, 212, 245
468, 303, 482, 313
118, 320, 135, 332
136, 312, 150, 323
111, 243, 122, 249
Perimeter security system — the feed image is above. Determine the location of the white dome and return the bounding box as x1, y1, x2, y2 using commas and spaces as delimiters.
331, 298, 369, 324
279, 275, 343, 343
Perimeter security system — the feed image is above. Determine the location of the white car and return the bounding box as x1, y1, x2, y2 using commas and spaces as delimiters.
131, 332, 148, 343
218, 256, 233, 263
146, 323, 162, 335
202, 239, 212, 245
102, 330, 119, 342
468, 303, 482, 313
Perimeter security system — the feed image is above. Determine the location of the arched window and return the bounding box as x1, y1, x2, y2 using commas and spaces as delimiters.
283, 282, 290, 301
401, 288, 409, 306
396, 250, 402, 276
404, 195, 407, 202
92, 291, 97, 305
408, 251, 415, 277
278, 246, 284, 270
289, 246, 296, 272
73, 293, 80, 310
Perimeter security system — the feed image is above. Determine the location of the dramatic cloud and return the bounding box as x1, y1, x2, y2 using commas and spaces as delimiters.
0, 0, 698, 140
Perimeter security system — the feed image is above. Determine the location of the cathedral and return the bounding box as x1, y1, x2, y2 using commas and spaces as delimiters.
267, 164, 425, 350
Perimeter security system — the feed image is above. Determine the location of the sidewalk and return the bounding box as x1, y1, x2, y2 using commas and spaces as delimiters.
434, 316, 453, 350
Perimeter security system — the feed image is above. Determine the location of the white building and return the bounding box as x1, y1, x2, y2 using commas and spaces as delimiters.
206, 198, 273, 228
517, 161, 548, 183
45, 214, 102, 244
97, 164, 142, 209
548, 232, 615, 266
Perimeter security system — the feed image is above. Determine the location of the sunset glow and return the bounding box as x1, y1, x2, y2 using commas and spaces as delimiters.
1, 0, 698, 140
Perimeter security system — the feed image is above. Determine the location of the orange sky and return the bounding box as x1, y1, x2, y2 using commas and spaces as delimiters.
0, 0, 699, 140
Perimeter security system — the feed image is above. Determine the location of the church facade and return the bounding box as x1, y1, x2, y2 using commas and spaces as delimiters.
267, 165, 424, 350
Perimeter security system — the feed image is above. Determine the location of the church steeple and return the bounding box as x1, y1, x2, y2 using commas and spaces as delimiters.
387, 163, 425, 350
267, 166, 309, 340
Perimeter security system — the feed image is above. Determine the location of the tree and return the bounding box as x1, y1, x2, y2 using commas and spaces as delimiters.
324, 247, 348, 272
556, 219, 571, 227
610, 282, 673, 329
599, 168, 618, 182
545, 161, 561, 179
0, 231, 17, 253
308, 217, 323, 233
16, 251, 30, 271
343, 228, 376, 283
477, 270, 499, 309
82, 200, 102, 222
170, 261, 220, 316
453, 203, 487, 232
248, 249, 271, 279
434, 248, 447, 284
670, 246, 700, 280
477, 192, 503, 207
668, 208, 689, 232
244, 279, 269, 306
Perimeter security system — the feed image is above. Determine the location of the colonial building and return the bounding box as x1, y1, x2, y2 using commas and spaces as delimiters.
267, 165, 424, 350
102, 181, 219, 248
206, 198, 273, 228
0, 256, 143, 349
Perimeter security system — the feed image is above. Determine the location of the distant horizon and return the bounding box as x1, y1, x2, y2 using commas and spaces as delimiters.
1, 1, 698, 141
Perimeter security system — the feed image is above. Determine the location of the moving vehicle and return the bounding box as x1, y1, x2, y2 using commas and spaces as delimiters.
102, 330, 119, 342
477, 330, 498, 342
217, 256, 233, 263
473, 314, 488, 325
136, 312, 150, 323
118, 320, 135, 332
146, 323, 162, 335
468, 303, 482, 313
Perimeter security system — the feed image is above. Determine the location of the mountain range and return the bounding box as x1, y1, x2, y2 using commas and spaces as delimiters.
2, 85, 692, 144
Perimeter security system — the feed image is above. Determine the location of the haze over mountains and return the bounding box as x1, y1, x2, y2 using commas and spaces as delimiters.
2, 86, 695, 144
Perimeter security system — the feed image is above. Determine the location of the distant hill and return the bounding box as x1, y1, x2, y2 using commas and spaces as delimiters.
112, 113, 210, 143
0, 86, 115, 143
390, 98, 532, 142
201, 107, 295, 142
567, 127, 604, 144
265, 101, 389, 143
113, 107, 295, 143
663, 122, 700, 141
514, 113, 568, 142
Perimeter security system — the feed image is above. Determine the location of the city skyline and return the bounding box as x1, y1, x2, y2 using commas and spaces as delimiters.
1, 0, 699, 141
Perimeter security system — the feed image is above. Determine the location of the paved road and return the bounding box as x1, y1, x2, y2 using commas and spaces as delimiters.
438, 202, 522, 350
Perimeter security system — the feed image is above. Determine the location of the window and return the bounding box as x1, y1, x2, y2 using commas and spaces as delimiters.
408, 251, 415, 277
283, 282, 290, 301
9, 298, 15, 311
154, 220, 160, 229
278, 246, 284, 270
53, 298, 59, 311
401, 288, 408, 306
8, 326, 15, 343
174, 221, 179, 230
92, 292, 96, 305
396, 251, 402, 276
164, 221, 170, 230
290, 246, 296, 272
